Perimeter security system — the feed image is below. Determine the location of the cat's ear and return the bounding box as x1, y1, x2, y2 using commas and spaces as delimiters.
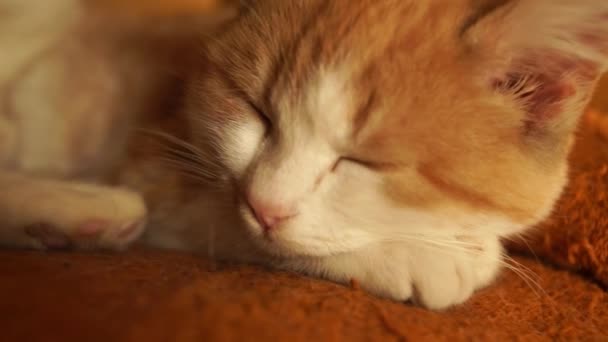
466, 0, 608, 139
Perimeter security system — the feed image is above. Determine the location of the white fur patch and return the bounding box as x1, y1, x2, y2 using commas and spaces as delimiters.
243, 68, 356, 222
222, 119, 265, 176
304, 68, 355, 143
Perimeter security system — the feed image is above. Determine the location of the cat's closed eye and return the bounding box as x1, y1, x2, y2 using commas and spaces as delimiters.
333, 157, 395, 172
246, 100, 272, 132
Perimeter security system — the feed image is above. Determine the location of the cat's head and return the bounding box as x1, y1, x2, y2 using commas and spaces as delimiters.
184, 0, 608, 257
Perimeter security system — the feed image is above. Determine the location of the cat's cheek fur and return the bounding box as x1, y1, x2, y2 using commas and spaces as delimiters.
248, 164, 513, 309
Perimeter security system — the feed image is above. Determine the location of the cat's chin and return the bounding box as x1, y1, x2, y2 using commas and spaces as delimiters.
249, 236, 314, 259
241, 222, 333, 259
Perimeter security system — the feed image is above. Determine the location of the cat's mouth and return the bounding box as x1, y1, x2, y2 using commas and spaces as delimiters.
237, 202, 302, 257
234, 202, 332, 258
236, 200, 372, 259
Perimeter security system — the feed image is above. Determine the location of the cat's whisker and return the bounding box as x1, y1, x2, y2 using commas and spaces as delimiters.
377, 235, 487, 256
137, 128, 209, 159
377, 232, 487, 248
159, 158, 214, 180
158, 157, 225, 186
161, 145, 219, 171
503, 233, 543, 266
500, 254, 547, 299
148, 131, 216, 163
502, 255, 541, 282
136, 128, 227, 185
500, 263, 543, 299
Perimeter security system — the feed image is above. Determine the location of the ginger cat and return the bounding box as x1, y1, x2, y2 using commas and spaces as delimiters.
1, 0, 607, 310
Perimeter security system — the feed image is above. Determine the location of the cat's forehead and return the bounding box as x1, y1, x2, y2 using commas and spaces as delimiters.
201, 0, 506, 162
208, 0, 473, 89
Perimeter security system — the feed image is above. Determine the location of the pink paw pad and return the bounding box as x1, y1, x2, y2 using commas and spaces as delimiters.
76, 220, 107, 237
25, 223, 71, 249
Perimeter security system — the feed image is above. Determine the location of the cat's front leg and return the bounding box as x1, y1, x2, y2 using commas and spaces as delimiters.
294, 235, 503, 309
0, 170, 147, 250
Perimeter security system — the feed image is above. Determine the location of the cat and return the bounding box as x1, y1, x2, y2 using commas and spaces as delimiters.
1, 0, 607, 310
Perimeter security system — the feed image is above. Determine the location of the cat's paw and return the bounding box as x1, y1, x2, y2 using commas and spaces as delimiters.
23, 185, 147, 250
314, 236, 502, 310
25, 218, 146, 251
407, 237, 502, 309
24, 223, 72, 249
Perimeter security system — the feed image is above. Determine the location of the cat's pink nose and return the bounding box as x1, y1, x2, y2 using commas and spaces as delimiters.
247, 196, 298, 231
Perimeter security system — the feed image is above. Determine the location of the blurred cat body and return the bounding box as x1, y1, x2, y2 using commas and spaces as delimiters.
0, 0, 235, 249
1, 0, 607, 309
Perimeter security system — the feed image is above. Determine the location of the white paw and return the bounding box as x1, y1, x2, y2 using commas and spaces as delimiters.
23, 185, 147, 250
407, 237, 502, 309
312, 235, 502, 310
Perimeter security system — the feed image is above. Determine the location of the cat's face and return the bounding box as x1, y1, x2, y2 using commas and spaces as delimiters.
185, 0, 607, 257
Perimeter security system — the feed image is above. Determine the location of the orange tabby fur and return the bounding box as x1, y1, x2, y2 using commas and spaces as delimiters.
1, 0, 607, 309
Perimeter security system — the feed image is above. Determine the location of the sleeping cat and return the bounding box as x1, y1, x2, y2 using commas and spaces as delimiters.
1, 0, 607, 310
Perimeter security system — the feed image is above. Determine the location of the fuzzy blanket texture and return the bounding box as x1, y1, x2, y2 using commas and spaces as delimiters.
1, 80, 607, 341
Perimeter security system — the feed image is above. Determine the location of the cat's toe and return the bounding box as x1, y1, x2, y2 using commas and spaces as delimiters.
411, 267, 476, 310
410, 238, 502, 310
106, 218, 147, 249
74, 220, 107, 237
63, 187, 148, 250
116, 219, 146, 240
25, 223, 71, 250
70, 217, 146, 250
